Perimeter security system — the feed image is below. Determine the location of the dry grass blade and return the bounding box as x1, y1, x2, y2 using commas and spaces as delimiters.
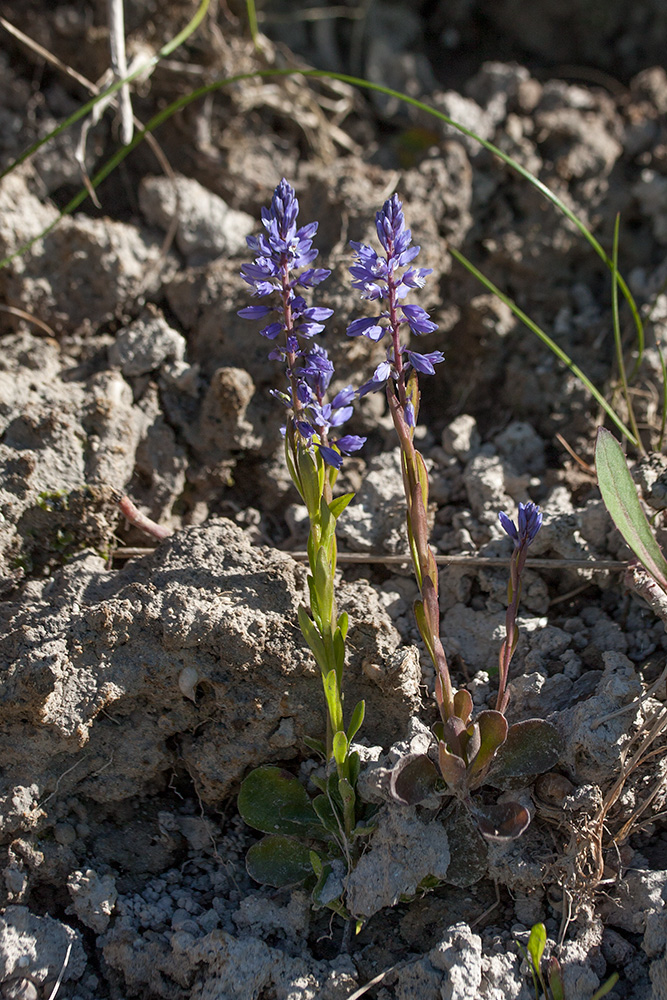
107, 0, 133, 144
0, 303, 56, 336
0, 15, 180, 294
46, 941, 72, 1000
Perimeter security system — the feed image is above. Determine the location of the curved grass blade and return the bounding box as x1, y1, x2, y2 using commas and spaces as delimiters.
0, 64, 644, 411
449, 245, 638, 446
611, 214, 643, 451
596, 427, 667, 592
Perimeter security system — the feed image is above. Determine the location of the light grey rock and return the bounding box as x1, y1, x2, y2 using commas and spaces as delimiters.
0, 907, 85, 986
345, 805, 450, 918
0, 519, 421, 832
479, 951, 531, 998
556, 651, 642, 783
442, 414, 480, 461
430, 922, 482, 1000
139, 174, 254, 264
66, 869, 117, 934
109, 314, 186, 376
494, 421, 545, 475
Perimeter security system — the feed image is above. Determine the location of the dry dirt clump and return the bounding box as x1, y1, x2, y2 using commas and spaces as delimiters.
1, 1, 667, 998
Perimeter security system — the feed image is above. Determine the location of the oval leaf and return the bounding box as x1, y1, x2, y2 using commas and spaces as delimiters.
238, 766, 318, 835
475, 799, 531, 841
596, 427, 667, 593
389, 753, 441, 805
527, 922, 547, 972
246, 834, 314, 887
485, 719, 562, 787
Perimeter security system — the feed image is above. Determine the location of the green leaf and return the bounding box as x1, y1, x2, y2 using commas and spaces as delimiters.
596, 427, 667, 593
527, 922, 547, 974
338, 776, 355, 817
246, 834, 314, 887
297, 446, 323, 518
348, 750, 361, 789
449, 247, 638, 446
332, 730, 348, 768
590, 973, 620, 1000
467, 711, 508, 785
547, 957, 565, 1000
323, 669, 343, 733
329, 492, 354, 519
312, 794, 341, 837
486, 719, 562, 787
333, 627, 346, 675
238, 766, 319, 835
303, 736, 327, 759
314, 546, 334, 624
310, 850, 323, 876
298, 605, 328, 674
337, 611, 349, 640
346, 700, 365, 743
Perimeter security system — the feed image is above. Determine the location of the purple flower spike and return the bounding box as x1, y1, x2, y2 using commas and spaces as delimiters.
499, 502, 543, 548
347, 193, 441, 402
238, 178, 332, 348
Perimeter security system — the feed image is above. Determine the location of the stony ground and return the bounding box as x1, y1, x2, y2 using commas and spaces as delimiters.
1, 2, 667, 998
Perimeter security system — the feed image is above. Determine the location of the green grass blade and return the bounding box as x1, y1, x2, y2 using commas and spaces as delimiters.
245, 0, 260, 47
596, 427, 667, 592
0, 64, 644, 425
611, 214, 643, 451
657, 339, 667, 451
0, 0, 211, 183
449, 245, 638, 446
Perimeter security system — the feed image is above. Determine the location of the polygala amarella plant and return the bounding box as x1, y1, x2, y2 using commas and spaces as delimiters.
236, 180, 372, 914
347, 194, 561, 839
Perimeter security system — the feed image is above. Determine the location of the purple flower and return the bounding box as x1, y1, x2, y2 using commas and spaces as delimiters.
499, 502, 543, 547
347, 194, 442, 398
238, 179, 332, 347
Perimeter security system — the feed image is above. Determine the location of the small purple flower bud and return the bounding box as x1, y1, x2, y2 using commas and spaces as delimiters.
499, 502, 543, 547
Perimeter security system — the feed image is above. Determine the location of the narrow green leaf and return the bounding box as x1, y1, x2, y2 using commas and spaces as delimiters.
298, 606, 328, 674
346, 700, 365, 743
329, 492, 355, 519
547, 957, 565, 1000
297, 446, 322, 519
348, 750, 361, 789
314, 546, 334, 623
596, 427, 667, 592
238, 766, 318, 835
246, 834, 313, 887
303, 736, 327, 759
590, 973, 620, 1000
467, 711, 508, 784
323, 669, 343, 733
312, 794, 341, 837
333, 627, 346, 675
337, 610, 349, 639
